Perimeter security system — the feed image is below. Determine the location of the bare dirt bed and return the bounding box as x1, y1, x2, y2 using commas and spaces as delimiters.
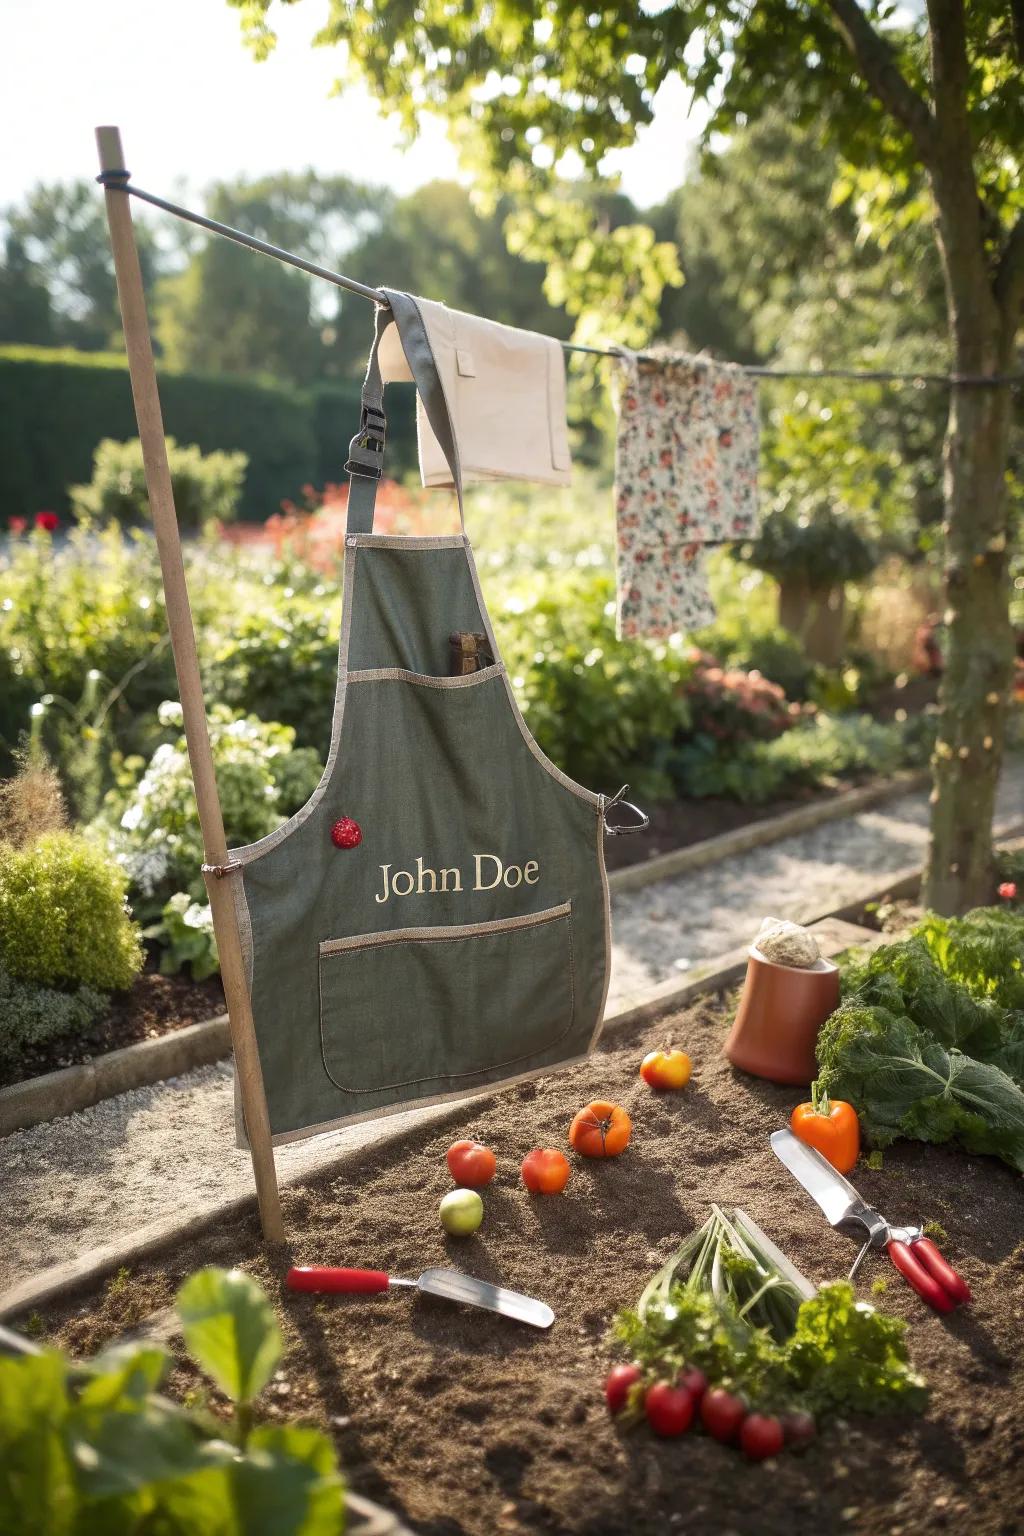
41, 995, 1024, 1536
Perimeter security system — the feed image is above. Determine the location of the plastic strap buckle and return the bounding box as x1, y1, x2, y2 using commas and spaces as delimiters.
345, 401, 387, 479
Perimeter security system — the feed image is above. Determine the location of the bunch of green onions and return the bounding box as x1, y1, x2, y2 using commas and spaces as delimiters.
637, 1205, 811, 1344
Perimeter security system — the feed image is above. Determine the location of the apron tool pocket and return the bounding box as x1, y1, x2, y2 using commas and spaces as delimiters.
318, 902, 575, 1094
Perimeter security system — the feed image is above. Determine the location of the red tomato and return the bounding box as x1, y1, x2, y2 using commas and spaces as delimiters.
520, 1148, 572, 1194
678, 1367, 707, 1404
568, 1100, 632, 1158
605, 1363, 643, 1415
739, 1413, 785, 1461
700, 1387, 746, 1443
644, 1382, 695, 1437
780, 1410, 817, 1450
640, 1049, 693, 1091
445, 1139, 497, 1188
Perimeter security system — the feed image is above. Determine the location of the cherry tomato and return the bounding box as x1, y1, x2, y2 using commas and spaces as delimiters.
640, 1049, 693, 1091
605, 1363, 643, 1415
445, 1139, 497, 1188
678, 1367, 707, 1404
739, 1413, 785, 1461
780, 1410, 817, 1450
520, 1148, 572, 1194
700, 1387, 746, 1443
644, 1382, 695, 1437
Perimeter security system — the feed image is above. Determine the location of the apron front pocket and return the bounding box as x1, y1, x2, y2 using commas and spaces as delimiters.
318, 902, 576, 1094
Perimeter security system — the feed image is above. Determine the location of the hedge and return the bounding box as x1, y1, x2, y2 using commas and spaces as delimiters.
0, 347, 419, 523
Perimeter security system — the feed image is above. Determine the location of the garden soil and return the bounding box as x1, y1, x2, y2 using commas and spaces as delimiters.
44, 994, 1024, 1536
0, 964, 225, 1087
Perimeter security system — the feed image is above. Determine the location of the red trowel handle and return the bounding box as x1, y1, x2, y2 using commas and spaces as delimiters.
287, 1266, 391, 1294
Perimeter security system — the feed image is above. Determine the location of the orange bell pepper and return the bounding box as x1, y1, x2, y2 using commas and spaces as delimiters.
790, 1090, 860, 1174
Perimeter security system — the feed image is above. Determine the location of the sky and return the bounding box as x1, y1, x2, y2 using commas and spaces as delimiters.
2, 0, 702, 213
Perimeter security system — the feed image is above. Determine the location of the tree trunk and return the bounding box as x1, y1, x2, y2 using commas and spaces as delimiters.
922, 314, 1015, 914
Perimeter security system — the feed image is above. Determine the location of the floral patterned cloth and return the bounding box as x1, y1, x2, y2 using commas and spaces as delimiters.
613, 350, 760, 639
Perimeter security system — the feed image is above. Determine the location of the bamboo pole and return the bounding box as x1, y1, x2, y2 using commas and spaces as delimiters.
95, 126, 284, 1243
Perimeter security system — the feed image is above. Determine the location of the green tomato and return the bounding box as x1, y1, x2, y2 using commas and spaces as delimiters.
439, 1188, 484, 1237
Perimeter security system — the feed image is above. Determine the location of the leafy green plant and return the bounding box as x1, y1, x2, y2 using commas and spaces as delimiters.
70, 436, 248, 533
147, 893, 219, 982
914, 906, 1024, 1012
815, 1001, 1024, 1173
0, 831, 142, 991
0, 967, 106, 1077
617, 1207, 926, 1422
95, 703, 324, 921
671, 710, 932, 804
495, 569, 694, 799
743, 503, 878, 589
0, 1266, 344, 1535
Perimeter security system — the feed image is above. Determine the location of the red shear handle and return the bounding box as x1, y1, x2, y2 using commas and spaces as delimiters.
912, 1237, 972, 1306
286, 1267, 390, 1294
886, 1241, 956, 1313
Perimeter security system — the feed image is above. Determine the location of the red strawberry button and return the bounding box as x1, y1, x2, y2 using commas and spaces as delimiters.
331, 817, 362, 849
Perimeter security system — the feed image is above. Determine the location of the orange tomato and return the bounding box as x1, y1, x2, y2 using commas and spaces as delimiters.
446, 1139, 497, 1188
640, 1048, 692, 1091
790, 1096, 860, 1174
568, 1100, 632, 1158
521, 1148, 572, 1194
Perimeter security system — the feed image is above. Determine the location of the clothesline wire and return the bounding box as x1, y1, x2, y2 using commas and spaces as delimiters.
98, 172, 1024, 390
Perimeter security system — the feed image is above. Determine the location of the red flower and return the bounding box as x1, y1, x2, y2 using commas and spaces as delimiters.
998, 882, 1018, 901
35, 511, 59, 532
8, 516, 27, 534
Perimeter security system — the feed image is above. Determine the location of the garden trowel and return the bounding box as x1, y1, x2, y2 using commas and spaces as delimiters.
286, 1265, 554, 1328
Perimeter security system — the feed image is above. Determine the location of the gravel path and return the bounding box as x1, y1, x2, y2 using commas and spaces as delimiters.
3, 763, 1022, 1295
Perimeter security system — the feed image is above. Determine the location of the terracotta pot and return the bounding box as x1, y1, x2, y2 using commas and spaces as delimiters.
724, 946, 840, 1085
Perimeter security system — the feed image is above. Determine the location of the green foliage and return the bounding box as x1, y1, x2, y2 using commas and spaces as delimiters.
148, 893, 219, 983
204, 604, 339, 760
0, 1267, 344, 1535
744, 504, 879, 588
914, 906, 1024, 1012
616, 1280, 925, 1419
0, 521, 175, 778
176, 1267, 283, 1407
672, 710, 932, 805
70, 437, 247, 534
495, 570, 693, 799
815, 1002, 1024, 1173
0, 345, 316, 522
0, 832, 142, 991
784, 1283, 928, 1417
95, 703, 324, 919
0, 968, 106, 1076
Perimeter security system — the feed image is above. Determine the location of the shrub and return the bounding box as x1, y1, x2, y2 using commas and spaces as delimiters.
495, 570, 694, 799
671, 711, 933, 805
0, 520, 177, 788
0, 968, 106, 1076
70, 436, 247, 533
744, 503, 878, 588
0, 831, 143, 990
682, 650, 800, 745
96, 703, 324, 918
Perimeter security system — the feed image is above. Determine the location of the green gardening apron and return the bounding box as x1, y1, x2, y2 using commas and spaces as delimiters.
228, 290, 621, 1146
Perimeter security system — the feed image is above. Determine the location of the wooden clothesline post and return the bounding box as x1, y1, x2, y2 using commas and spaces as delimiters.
95, 125, 284, 1244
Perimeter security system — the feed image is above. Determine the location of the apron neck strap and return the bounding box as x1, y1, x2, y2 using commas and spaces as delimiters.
346, 290, 465, 537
